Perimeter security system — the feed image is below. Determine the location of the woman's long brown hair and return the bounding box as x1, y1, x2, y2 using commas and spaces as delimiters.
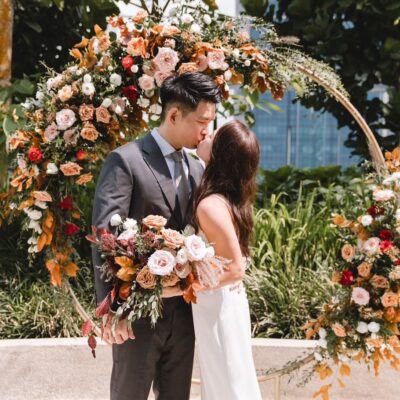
192, 119, 260, 257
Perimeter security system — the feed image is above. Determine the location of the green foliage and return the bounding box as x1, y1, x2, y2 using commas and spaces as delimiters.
240, 0, 400, 158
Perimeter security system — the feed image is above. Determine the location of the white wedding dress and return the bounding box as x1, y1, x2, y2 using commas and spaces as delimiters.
192, 229, 262, 400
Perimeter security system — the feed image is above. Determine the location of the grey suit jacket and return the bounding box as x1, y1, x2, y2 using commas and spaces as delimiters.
91, 133, 204, 304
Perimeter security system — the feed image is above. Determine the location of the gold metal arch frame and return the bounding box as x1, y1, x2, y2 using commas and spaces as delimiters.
65, 62, 386, 400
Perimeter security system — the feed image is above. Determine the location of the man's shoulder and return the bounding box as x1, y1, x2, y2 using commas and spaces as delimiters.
111, 138, 143, 159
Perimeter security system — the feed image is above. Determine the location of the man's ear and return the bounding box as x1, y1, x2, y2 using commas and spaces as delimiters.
167, 106, 180, 125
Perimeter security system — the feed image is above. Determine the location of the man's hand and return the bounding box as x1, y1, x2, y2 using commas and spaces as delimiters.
161, 284, 183, 298
101, 313, 135, 345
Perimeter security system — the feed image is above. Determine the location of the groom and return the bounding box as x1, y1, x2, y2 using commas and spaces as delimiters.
91, 72, 221, 400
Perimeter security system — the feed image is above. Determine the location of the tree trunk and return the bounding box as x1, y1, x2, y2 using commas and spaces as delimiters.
0, 0, 13, 88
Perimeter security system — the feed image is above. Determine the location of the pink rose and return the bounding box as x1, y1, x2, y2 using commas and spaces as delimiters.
44, 122, 59, 141
184, 235, 207, 261
195, 55, 208, 72
373, 189, 395, 202
154, 71, 173, 87
207, 50, 225, 70
362, 237, 381, 256
153, 47, 179, 72
138, 75, 155, 91
56, 109, 76, 130
147, 250, 176, 276
351, 287, 370, 306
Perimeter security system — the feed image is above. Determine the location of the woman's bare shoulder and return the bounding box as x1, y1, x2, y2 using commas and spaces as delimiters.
197, 195, 232, 224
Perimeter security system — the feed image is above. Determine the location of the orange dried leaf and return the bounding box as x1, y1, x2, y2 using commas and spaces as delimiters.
37, 233, 48, 252
115, 256, 133, 269
313, 384, 332, 400
339, 363, 351, 377
33, 191, 52, 202
337, 378, 346, 389
64, 262, 79, 278
116, 266, 136, 282
73, 37, 89, 48
46, 259, 61, 286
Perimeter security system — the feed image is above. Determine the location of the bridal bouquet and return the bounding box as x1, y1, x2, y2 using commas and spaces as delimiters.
305, 147, 400, 399
86, 213, 228, 327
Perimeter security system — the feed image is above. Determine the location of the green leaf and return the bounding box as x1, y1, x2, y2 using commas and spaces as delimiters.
12, 79, 35, 95
2, 115, 18, 137
24, 20, 43, 33
288, 0, 312, 17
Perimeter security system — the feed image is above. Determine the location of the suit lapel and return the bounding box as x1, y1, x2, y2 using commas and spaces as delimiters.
141, 134, 180, 222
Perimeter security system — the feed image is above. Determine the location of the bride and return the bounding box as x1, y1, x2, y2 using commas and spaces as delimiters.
190, 119, 262, 400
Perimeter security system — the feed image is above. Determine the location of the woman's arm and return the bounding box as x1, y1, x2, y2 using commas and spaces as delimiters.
196, 195, 245, 288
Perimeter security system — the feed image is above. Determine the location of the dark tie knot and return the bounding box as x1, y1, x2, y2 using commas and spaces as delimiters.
171, 150, 184, 163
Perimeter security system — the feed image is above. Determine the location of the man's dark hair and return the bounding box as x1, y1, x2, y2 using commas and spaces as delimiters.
159, 72, 222, 121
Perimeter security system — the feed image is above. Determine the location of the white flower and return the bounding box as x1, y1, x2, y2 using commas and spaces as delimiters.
9, 203, 17, 210
83, 74, 92, 83
203, 14, 212, 25
368, 322, 380, 333
117, 228, 136, 241
36, 91, 44, 101
110, 214, 123, 226
191, 23, 201, 34
114, 105, 123, 114
110, 73, 122, 86
123, 218, 138, 231
28, 220, 42, 234
361, 214, 373, 226
82, 82, 95, 96
168, 6, 178, 17
138, 97, 150, 108
46, 162, 58, 175
34, 200, 48, 209
363, 237, 381, 255
205, 246, 215, 258
101, 98, 112, 108
318, 328, 327, 339
244, 59, 251, 67
148, 250, 176, 276
224, 70, 232, 81
149, 103, 162, 115
314, 352, 323, 362
391, 172, 400, 182
56, 109, 76, 130
32, 165, 39, 177
232, 49, 240, 59
24, 208, 42, 221
176, 248, 188, 265
150, 115, 160, 121
181, 14, 194, 24
373, 189, 395, 202
27, 236, 38, 245
131, 65, 139, 73
317, 339, 327, 348
351, 287, 370, 306
17, 157, 27, 172
28, 245, 38, 254
175, 262, 192, 279
184, 235, 207, 261
356, 321, 369, 334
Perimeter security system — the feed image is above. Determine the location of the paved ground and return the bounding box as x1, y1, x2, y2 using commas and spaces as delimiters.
1, 338, 399, 399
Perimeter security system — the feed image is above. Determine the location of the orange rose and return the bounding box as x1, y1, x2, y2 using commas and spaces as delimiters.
381, 292, 398, 307
76, 173, 93, 185
132, 9, 148, 23
177, 62, 198, 74
370, 275, 389, 289
341, 244, 356, 261
161, 228, 184, 249
80, 123, 99, 142
357, 262, 372, 279
161, 272, 180, 287
60, 162, 82, 176
127, 37, 147, 58
79, 104, 95, 121
96, 106, 111, 124
366, 337, 384, 348
136, 266, 156, 289
33, 191, 53, 202
162, 25, 181, 36
332, 323, 346, 337
142, 215, 167, 230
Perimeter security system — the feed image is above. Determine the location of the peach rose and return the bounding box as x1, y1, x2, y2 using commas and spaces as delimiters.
178, 62, 198, 74
98, 34, 111, 52
138, 74, 155, 91
161, 272, 180, 287
80, 123, 99, 142
370, 275, 389, 289
136, 266, 156, 289
63, 129, 78, 145
76, 173, 93, 185
79, 104, 95, 121
161, 228, 184, 249
389, 266, 400, 280
332, 323, 346, 337
60, 162, 82, 176
132, 9, 148, 23
357, 262, 372, 279
207, 50, 225, 70
127, 37, 147, 57
96, 106, 111, 124
154, 71, 173, 87
341, 244, 356, 261
57, 85, 73, 102
153, 47, 179, 72
33, 191, 52, 202
162, 25, 181, 36
142, 215, 167, 230
381, 291, 398, 307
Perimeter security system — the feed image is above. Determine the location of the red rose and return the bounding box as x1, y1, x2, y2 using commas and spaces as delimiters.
27, 147, 43, 163
340, 270, 354, 286
122, 55, 134, 70
367, 205, 385, 217
379, 230, 393, 241
122, 85, 139, 103
60, 197, 73, 210
395, 260, 400, 266
76, 150, 86, 160
65, 223, 80, 235
380, 240, 393, 252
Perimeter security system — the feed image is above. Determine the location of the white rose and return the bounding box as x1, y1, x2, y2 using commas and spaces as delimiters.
182, 14, 194, 24
28, 220, 42, 234
203, 14, 212, 25
110, 214, 123, 226
244, 59, 251, 67
363, 237, 381, 255
148, 250, 176, 276
46, 162, 58, 175
131, 65, 139, 73
83, 74, 92, 83
356, 321, 369, 334
368, 322, 380, 333
82, 82, 95, 96
232, 49, 240, 59
191, 23, 201, 34
123, 218, 138, 231
34, 200, 48, 209
224, 70, 232, 81
101, 98, 112, 108
56, 109, 76, 130
318, 328, 327, 339
184, 235, 207, 261
317, 339, 327, 348
361, 214, 373, 226
138, 97, 150, 108
110, 73, 122, 86
117, 228, 136, 241
373, 189, 395, 202
176, 248, 188, 265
